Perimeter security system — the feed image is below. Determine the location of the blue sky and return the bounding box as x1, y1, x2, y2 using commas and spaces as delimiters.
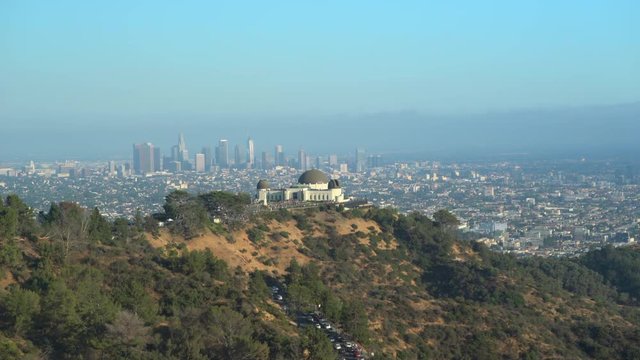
1, 1, 639, 159
2, 0, 638, 116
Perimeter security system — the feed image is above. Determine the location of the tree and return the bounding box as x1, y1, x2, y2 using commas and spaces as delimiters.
5, 195, 37, 238
42, 202, 90, 259
112, 218, 131, 245
104, 311, 151, 359
2, 287, 40, 336
143, 215, 160, 237
285, 258, 303, 285
111, 280, 158, 323
163, 190, 209, 239
0, 203, 18, 239
170, 306, 269, 360
87, 207, 111, 244
37, 280, 83, 356
0, 239, 22, 269
433, 209, 460, 230
301, 327, 334, 360
341, 301, 370, 344
248, 271, 270, 302
0, 336, 22, 360
198, 191, 251, 227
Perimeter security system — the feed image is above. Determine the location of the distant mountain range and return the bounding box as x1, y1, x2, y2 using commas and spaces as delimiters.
2, 102, 638, 161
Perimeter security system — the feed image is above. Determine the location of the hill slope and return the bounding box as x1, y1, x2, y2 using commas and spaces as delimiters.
1, 193, 640, 359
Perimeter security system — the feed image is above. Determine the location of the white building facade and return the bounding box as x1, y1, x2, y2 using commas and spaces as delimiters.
256, 169, 346, 205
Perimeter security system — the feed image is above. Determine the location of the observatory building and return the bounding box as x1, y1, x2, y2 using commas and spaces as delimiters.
256, 169, 346, 205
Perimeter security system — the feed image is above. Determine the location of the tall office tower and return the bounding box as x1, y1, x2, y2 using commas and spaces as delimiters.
166, 161, 181, 172
329, 154, 338, 167
108, 161, 116, 176
201, 146, 213, 172
367, 154, 383, 168
194, 153, 205, 172
316, 156, 322, 169
171, 145, 179, 161
153, 147, 162, 172
306, 155, 312, 171
247, 137, 255, 169
261, 151, 270, 170
275, 145, 284, 166
298, 148, 306, 171
355, 148, 366, 172
117, 164, 128, 177
132, 143, 155, 174
234, 144, 244, 167
217, 139, 229, 168
163, 156, 174, 171
178, 133, 189, 162
26, 161, 36, 174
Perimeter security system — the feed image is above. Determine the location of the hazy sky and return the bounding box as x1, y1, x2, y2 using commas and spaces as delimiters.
1, 1, 639, 160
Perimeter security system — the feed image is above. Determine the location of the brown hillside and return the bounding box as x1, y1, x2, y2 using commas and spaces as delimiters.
146, 213, 394, 274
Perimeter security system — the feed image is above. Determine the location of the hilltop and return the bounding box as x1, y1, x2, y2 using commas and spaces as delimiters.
1, 191, 640, 359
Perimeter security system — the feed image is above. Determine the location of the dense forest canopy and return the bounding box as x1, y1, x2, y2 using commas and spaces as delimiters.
1, 191, 640, 359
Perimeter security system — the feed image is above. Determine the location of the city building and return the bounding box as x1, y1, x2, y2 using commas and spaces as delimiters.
261, 151, 270, 170
367, 154, 383, 168
329, 154, 338, 167
194, 153, 205, 172
202, 146, 213, 172
275, 145, 285, 166
132, 143, 158, 174
256, 169, 346, 205
355, 147, 366, 172
298, 148, 307, 171
153, 147, 162, 172
247, 137, 255, 169
234, 144, 243, 168
177, 133, 189, 162
216, 139, 229, 168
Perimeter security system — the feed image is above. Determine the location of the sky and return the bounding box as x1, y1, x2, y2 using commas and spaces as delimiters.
1, 1, 639, 160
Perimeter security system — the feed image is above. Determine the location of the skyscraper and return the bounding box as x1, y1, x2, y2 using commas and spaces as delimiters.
217, 139, 229, 168
298, 148, 306, 171
194, 153, 205, 172
355, 147, 366, 172
247, 137, 255, 169
275, 145, 284, 167
329, 154, 338, 167
153, 146, 162, 172
234, 144, 243, 168
171, 145, 179, 161
178, 133, 189, 162
261, 151, 270, 170
202, 146, 213, 172
132, 143, 155, 174
367, 154, 383, 168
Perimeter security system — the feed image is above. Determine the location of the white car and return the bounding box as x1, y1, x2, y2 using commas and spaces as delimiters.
334, 343, 342, 350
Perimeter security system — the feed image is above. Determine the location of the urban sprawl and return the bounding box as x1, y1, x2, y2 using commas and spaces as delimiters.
1, 134, 638, 258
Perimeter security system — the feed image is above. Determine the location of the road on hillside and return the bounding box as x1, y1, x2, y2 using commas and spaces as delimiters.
268, 281, 370, 360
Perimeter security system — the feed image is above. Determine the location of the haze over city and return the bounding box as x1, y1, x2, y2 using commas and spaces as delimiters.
1, 1, 639, 160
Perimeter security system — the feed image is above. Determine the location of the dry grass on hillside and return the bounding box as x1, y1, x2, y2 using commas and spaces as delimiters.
146, 213, 393, 274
